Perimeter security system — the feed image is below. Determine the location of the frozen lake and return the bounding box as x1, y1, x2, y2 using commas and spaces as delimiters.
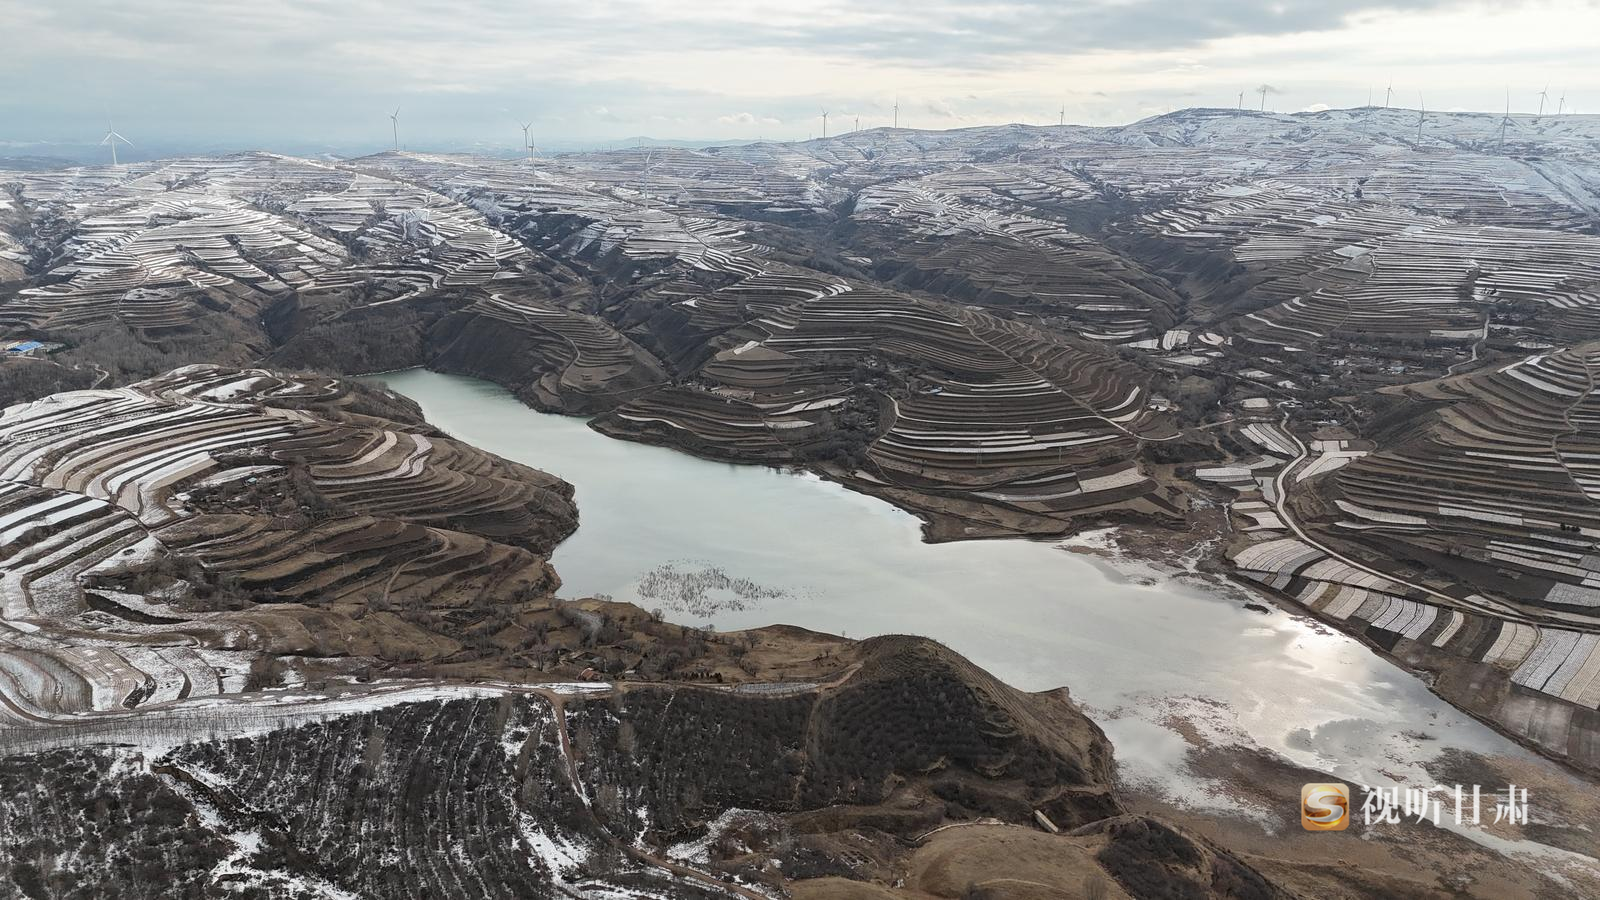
374, 368, 1582, 836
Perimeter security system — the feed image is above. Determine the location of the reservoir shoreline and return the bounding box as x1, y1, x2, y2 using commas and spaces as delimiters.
370, 366, 1597, 855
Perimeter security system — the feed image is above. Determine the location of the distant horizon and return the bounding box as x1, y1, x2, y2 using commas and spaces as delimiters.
5, 103, 1597, 168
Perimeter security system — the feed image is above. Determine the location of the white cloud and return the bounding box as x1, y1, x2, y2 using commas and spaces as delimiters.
715, 112, 780, 126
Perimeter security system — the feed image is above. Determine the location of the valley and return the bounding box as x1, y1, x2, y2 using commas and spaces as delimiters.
2, 106, 1600, 896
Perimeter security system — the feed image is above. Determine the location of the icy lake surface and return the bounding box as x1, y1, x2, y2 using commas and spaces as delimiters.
376, 369, 1582, 824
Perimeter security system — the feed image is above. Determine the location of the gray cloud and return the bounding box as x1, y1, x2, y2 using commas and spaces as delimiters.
758, 1, 1460, 64
0, 0, 1588, 150
3, 1, 1462, 63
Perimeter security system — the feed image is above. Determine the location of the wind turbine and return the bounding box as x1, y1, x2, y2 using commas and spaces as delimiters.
1257, 84, 1269, 112
1385, 80, 1393, 109
1538, 84, 1549, 118
854, 115, 859, 132
821, 109, 829, 139
1237, 90, 1244, 112
520, 121, 534, 161
1417, 94, 1426, 143
1058, 104, 1065, 126
390, 107, 400, 151
893, 97, 899, 129
1499, 89, 1511, 151
1558, 89, 1567, 116
100, 124, 132, 166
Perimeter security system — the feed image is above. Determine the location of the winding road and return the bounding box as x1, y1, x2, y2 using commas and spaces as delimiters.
1265, 409, 1564, 625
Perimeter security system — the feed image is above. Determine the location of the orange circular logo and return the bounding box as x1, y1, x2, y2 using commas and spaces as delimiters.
1301, 783, 1350, 831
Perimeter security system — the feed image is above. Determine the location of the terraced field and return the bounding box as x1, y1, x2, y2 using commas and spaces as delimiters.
5, 106, 1600, 794
0, 364, 575, 726
347, 151, 774, 280
0, 154, 539, 371
849, 168, 1181, 341
1143, 178, 1600, 354
425, 289, 670, 413
591, 270, 1183, 539
1202, 346, 1600, 772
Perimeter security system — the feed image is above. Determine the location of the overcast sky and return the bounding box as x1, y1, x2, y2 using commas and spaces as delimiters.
3, 0, 1597, 154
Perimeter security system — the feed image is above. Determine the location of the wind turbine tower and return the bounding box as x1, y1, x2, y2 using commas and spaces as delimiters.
821, 110, 829, 139
1538, 85, 1549, 118
99, 125, 133, 166
1417, 94, 1426, 143
520, 122, 533, 161
1257, 85, 1268, 112
893, 98, 899, 129
1385, 81, 1393, 109
1499, 89, 1510, 152
1237, 91, 1243, 111
390, 107, 401, 151
1558, 89, 1567, 116
1059, 104, 1065, 126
